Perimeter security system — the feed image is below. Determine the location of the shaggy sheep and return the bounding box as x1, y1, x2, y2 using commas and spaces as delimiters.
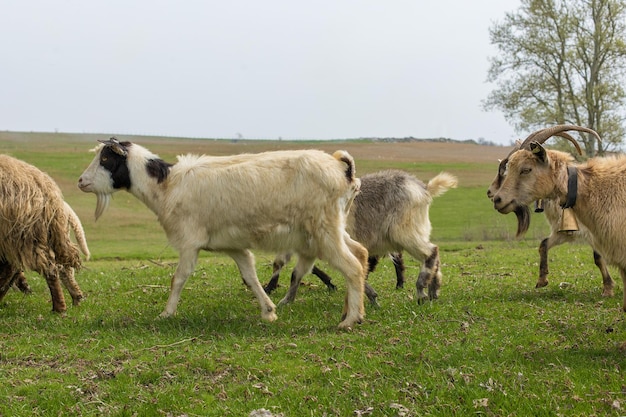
2, 201, 91, 298
0, 155, 88, 312
267, 170, 457, 305
78, 138, 368, 329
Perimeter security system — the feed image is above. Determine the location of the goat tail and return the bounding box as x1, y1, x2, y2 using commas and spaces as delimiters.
427, 172, 458, 198
64, 202, 91, 260
333, 150, 357, 183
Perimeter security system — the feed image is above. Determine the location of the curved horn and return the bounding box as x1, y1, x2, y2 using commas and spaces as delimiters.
519, 124, 601, 155
493, 125, 600, 239
98, 137, 128, 157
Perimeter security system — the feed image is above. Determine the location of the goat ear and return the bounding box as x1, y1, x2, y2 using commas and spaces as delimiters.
530, 141, 548, 163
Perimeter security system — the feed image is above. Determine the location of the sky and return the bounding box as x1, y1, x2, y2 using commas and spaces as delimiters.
0, 0, 521, 145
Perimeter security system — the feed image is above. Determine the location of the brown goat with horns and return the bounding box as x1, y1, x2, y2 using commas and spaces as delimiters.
487, 125, 614, 296
491, 127, 626, 311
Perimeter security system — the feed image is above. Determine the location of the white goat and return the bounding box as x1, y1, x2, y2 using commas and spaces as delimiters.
492, 142, 626, 312
0, 155, 88, 312
78, 138, 368, 329
267, 170, 457, 305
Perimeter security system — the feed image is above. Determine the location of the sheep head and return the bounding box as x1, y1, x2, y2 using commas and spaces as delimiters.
487, 125, 598, 237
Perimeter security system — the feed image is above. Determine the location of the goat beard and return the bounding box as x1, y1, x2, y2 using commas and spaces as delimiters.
514, 205, 531, 238
94, 193, 111, 221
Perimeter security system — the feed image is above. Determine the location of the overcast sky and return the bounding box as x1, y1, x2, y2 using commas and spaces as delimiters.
0, 0, 521, 144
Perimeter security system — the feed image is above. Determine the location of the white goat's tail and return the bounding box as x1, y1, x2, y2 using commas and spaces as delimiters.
64, 202, 91, 260
427, 172, 458, 198
332, 150, 357, 183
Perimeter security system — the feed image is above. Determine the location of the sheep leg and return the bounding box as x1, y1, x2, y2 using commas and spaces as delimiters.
264, 253, 291, 294
228, 249, 277, 322
278, 256, 315, 306
593, 251, 615, 297
59, 266, 84, 305
326, 234, 366, 329
620, 268, 626, 313
415, 246, 441, 304
390, 252, 405, 289
43, 269, 67, 313
14, 272, 32, 294
160, 248, 199, 318
0, 262, 20, 301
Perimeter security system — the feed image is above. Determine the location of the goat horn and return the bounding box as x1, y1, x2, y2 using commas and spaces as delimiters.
519, 124, 601, 155
98, 137, 128, 157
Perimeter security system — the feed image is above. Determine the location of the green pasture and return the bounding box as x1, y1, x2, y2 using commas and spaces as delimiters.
0, 133, 624, 416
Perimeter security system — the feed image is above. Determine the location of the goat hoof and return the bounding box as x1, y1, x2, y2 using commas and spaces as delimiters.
416, 296, 429, 305
157, 310, 175, 319
277, 296, 294, 307
262, 312, 278, 322
338, 315, 363, 330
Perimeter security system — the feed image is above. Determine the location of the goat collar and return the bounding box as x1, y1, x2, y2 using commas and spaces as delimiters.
562, 166, 578, 209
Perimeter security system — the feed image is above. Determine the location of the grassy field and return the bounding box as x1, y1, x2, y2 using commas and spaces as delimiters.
0, 132, 625, 416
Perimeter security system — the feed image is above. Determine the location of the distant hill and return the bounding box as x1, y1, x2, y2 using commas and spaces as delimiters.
0, 130, 512, 165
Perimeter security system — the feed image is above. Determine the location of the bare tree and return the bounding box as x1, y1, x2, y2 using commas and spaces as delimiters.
484, 0, 626, 155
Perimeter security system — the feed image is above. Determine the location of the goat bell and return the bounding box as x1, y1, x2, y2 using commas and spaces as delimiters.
559, 208, 579, 234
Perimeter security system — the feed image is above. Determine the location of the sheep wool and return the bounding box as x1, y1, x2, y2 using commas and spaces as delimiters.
0, 155, 84, 312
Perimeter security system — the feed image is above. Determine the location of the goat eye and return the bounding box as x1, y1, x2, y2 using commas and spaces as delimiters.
101, 157, 108, 162
521, 167, 532, 175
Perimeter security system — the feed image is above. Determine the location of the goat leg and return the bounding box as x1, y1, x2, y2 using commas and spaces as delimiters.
311, 265, 337, 292
264, 253, 290, 294
390, 252, 406, 289
593, 251, 615, 297
537, 237, 550, 288
416, 246, 440, 304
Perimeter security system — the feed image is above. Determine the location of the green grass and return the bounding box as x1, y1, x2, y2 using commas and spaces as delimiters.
2, 244, 624, 416
0, 133, 625, 416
